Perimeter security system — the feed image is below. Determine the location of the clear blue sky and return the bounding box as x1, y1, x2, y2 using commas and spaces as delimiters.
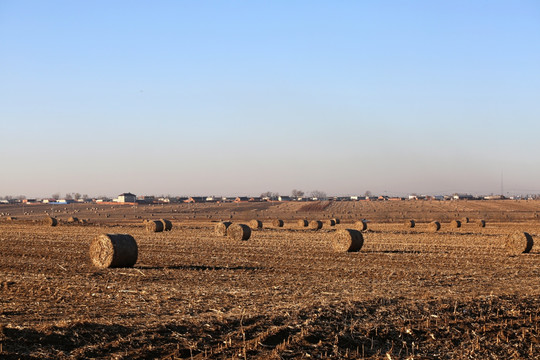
1, 1, 539, 198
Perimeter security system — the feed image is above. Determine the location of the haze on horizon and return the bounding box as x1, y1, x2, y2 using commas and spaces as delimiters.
1, 1, 539, 199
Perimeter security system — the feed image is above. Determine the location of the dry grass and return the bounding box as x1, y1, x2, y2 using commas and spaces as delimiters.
214, 221, 231, 236
227, 223, 251, 241
0, 201, 539, 359
249, 219, 262, 229
89, 233, 138, 268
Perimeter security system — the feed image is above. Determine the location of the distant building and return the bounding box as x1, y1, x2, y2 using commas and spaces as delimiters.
138, 196, 155, 204
278, 196, 292, 202
186, 197, 205, 203
234, 197, 249, 203
484, 195, 505, 200
249, 197, 263, 202
453, 194, 475, 200
117, 193, 137, 203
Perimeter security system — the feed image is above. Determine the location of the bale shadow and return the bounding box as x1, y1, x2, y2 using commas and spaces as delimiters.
362, 250, 424, 254
138, 264, 263, 271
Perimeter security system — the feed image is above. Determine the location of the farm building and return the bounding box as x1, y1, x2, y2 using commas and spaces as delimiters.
234, 197, 249, 203
186, 197, 205, 203
453, 194, 475, 200
278, 196, 292, 201
116, 193, 137, 203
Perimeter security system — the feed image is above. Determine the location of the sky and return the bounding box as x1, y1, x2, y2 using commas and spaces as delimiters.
1, 1, 539, 198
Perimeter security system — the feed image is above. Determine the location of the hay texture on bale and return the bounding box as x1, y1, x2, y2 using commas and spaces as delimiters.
146, 220, 164, 233
67, 217, 79, 223
160, 219, 173, 231
297, 219, 309, 227
249, 219, 263, 229
332, 218, 341, 225
309, 220, 323, 230
43, 217, 58, 227
462, 217, 470, 223
405, 219, 415, 228
450, 220, 462, 228
89, 234, 138, 268
477, 219, 486, 228
333, 229, 364, 252
429, 221, 441, 232
355, 220, 368, 231
325, 219, 336, 227
272, 219, 284, 227
505, 232, 534, 256
215, 221, 232, 236
227, 223, 251, 241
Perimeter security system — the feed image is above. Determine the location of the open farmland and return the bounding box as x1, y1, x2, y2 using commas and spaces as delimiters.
1, 201, 539, 359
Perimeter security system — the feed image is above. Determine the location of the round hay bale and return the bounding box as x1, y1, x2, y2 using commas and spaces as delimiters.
297, 219, 308, 227
272, 219, 284, 227
309, 220, 323, 230
428, 221, 441, 232
355, 220, 368, 231
43, 217, 58, 227
215, 221, 232, 236
146, 220, 164, 232
462, 217, 470, 223
227, 223, 251, 241
89, 234, 138, 268
67, 216, 79, 223
160, 219, 173, 231
332, 218, 341, 225
450, 220, 462, 228
333, 229, 364, 252
477, 219, 486, 228
405, 219, 415, 228
6, 216, 16, 221
505, 232, 534, 255
325, 219, 336, 227
249, 219, 263, 229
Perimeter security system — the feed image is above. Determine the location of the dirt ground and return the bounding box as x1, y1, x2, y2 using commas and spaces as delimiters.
1, 201, 539, 359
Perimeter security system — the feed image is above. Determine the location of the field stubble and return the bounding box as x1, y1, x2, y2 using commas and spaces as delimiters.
0, 202, 539, 359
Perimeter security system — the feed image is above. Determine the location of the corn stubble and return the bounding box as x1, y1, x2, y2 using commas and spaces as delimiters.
0, 201, 538, 359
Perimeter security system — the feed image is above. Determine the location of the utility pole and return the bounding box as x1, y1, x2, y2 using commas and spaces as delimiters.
501, 170, 504, 197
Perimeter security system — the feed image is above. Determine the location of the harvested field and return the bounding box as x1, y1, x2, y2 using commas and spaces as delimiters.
1, 201, 539, 359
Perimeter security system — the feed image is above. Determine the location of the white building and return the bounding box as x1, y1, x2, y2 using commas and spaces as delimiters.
116, 192, 137, 203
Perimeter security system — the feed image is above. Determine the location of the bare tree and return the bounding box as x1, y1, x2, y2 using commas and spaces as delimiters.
364, 190, 372, 197
310, 190, 327, 200
74, 193, 81, 200
65, 193, 73, 200
52, 193, 60, 200
291, 189, 304, 198
260, 191, 279, 200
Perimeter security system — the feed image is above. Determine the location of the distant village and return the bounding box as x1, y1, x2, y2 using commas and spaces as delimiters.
0, 191, 535, 205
